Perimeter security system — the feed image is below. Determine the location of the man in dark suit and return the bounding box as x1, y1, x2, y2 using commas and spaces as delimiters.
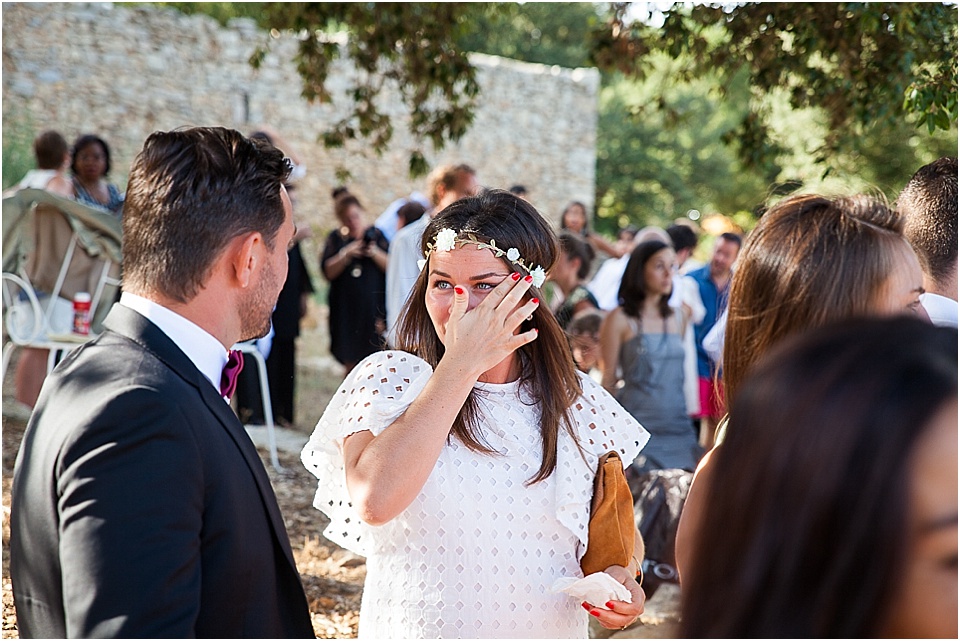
10, 127, 315, 638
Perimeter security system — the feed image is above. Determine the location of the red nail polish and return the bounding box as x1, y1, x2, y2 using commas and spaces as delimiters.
524, 274, 533, 283
590, 610, 600, 617
581, 602, 590, 611
454, 286, 464, 295
531, 298, 539, 305
605, 602, 615, 609
511, 272, 521, 281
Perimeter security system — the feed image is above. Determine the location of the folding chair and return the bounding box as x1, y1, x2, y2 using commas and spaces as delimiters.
233, 341, 282, 471
1, 189, 121, 384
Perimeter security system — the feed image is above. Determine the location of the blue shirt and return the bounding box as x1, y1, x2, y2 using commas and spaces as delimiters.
689, 265, 730, 378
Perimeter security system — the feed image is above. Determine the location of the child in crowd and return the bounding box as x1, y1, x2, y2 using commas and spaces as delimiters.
566, 308, 605, 381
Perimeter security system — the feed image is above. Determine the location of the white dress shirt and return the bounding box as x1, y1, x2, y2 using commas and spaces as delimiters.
671, 274, 707, 416
120, 292, 230, 396
921, 292, 958, 328
587, 254, 630, 311
385, 213, 431, 345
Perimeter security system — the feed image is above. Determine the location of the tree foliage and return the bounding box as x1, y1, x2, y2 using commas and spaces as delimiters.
594, 61, 958, 234
2, 107, 37, 190
593, 2, 958, 169
455, 2, 601, 69
596, 62, 773, 232
251, 2, 500, 177
151, 1, 956, 225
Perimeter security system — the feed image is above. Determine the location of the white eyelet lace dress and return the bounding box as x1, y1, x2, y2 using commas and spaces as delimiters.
302, 351, 649, 639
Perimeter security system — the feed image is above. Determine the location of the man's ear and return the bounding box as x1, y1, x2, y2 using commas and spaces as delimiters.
231, 232, 262, 288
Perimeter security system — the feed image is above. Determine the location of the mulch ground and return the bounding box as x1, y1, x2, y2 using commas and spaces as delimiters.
1, 414, 681, 639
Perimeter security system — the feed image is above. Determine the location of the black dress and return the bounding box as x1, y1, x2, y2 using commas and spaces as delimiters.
321, 226, 389, 366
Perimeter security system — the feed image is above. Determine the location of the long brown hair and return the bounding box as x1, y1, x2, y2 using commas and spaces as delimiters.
723, 193, 906, 405
618, 239, 674, 319
395, 189, 583, 483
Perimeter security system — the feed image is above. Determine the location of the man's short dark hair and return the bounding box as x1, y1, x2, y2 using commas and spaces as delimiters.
122, 127, 291, 302
33, 130, 69, 170
720, 231, 743, 249
397, 200, 427, 227
897, 156, 958, 286
667, 224, 698, 252
249, 130, 274, 145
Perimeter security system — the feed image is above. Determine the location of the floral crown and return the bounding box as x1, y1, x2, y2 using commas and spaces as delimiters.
419, 228, 547, 287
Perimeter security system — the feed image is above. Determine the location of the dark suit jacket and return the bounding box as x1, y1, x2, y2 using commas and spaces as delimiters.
10, 305, 314, 638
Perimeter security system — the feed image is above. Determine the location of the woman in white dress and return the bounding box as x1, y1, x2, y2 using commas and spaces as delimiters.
303, 190, 649, 638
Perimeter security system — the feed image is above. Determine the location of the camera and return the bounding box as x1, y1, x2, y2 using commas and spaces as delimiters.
640, 558, 678, 598
362, 227, 379, 247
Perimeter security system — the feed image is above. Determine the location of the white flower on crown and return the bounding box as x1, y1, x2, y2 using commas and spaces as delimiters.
435, 228, 458, 252
530, 266, 547, 288
506, 247, 520, 262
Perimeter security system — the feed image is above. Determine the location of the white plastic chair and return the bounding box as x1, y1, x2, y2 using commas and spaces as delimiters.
233, 341, 281, 471
2, 272, 76, 381
1, 228, 121, 383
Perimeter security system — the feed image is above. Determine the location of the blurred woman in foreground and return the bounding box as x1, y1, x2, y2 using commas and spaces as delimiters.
680, 317, 956, 637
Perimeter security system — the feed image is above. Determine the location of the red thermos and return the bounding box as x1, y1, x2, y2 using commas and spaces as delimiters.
72, 292, 92, 335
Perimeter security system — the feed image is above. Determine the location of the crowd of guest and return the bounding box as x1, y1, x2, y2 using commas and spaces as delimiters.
5, 123, 955, 639
299, 157, 956, 638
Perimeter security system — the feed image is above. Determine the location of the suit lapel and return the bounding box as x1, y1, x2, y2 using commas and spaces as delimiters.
195, 377, 301, 568
102, 305, 300, 569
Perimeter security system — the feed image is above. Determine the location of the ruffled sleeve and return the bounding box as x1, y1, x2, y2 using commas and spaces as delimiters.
300, 350, 434, 556
554, 371, 650, 567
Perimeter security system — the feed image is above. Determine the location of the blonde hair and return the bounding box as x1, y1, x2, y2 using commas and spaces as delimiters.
426, 163, 475, 206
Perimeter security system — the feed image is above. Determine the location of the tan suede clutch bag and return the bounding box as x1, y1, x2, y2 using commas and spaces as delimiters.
580, 450, 636, 576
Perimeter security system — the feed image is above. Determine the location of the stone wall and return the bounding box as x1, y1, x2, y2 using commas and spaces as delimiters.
2, 2, 599, 235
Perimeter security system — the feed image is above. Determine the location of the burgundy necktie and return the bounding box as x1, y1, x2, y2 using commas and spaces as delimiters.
220, 349, 244, 399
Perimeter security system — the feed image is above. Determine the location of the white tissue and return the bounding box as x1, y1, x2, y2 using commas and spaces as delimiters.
551, 572, 632, 607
